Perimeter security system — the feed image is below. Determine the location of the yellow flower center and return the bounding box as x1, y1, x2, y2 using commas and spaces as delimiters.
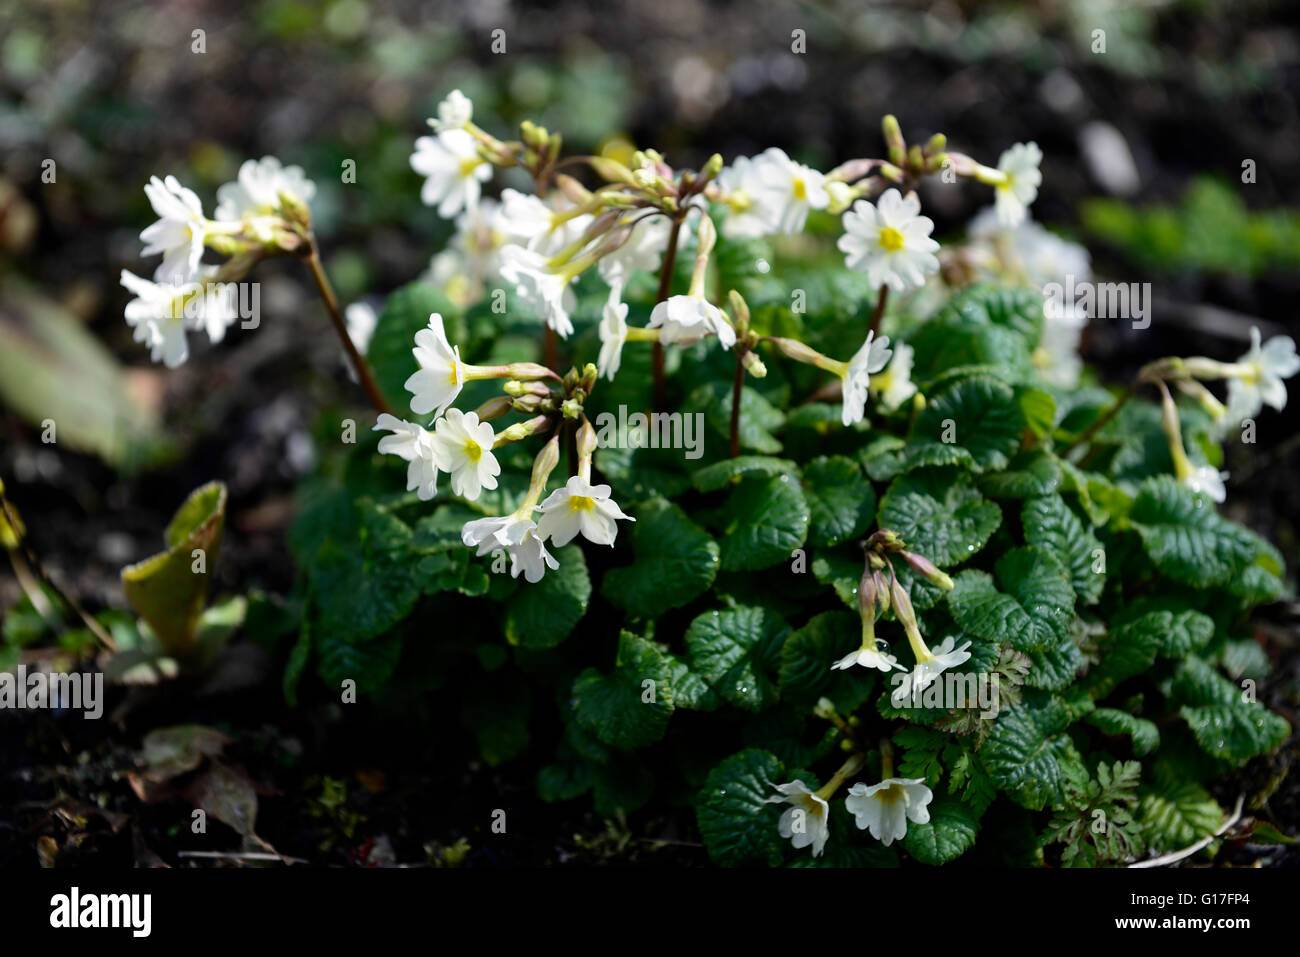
463, 439, 482, 463
792, 178, 807, 200
459, 157, 482, 178
729, 191, 752, 213
569, 495, 595, 512
878, 227, 905, 252
876, 784, 903, 805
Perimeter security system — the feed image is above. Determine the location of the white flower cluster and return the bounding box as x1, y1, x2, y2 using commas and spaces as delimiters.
121, 158, 316, 367
767, 774, 935, 857
374, 312, 633, 583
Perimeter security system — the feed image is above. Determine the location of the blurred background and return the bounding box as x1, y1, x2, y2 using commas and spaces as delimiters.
1, 0, 1298, 863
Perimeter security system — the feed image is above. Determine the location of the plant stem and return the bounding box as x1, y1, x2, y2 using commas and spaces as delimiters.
869, 284, 890, 338
544, 326, 558, 372
652, 216, 684, 410
1063, 379, 1141, 455
304, 241, 392, 417
729, 349, 745, 458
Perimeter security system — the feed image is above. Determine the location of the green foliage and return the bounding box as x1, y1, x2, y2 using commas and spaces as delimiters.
278, 252, 1290, 870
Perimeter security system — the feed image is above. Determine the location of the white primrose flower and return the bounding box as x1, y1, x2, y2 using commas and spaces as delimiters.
430, 409, 500, 501
187, 266, 241, 344
994, 142, 1043, 227
716, 154, 782, 239
766, 780, 831, 857
870, 341, 917, 411
536, 476, 634, 547
647, 295, 736, 349
831, 643, 903, 673
1225, 327, 1300, 425
404, 313, 465, 417
838, 189, 940, 293
373, 413, 440, 500
753, 147, 830, 234
840, 331, 893, 427
215, 156, 316, 221
410, 128, 492, 218
140, 175, 207, 283
845, 778, 933, 846
597, 292, 629, 382
598, 214, 669, 292
461, 512, 560, 583
120, 270, 199, 368
891, 635, 972, 706
498, 244, 578, 337
428, 89, 473, 132
498, 189, 594, 257
1181, 464, 1228, 503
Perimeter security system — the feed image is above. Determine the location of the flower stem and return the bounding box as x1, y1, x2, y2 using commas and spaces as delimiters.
652, 215, 684, 410
1062, 378, 1140, 455
869, 284, 890, 338
729, 349, 744, 458
304, 241, 392, 417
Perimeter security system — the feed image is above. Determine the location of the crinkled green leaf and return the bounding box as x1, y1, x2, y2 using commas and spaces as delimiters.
697, 749, 787, 868
877, 467, 1001, 566
1128, 476, 1258, 587
911, 375, 1025, 473
572, 632, 675, 750
716, 474, 810, 571
503, 544, 591, 648
949, 546, 1075, 652
685, 605, 786, 712
1022, 493, 1104, 604
801, 455, 876, 547
603, 498, 719, 617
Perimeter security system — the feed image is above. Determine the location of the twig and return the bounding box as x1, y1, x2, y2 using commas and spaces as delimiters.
1128, 794, 1244, 868
176, 850, 308, 865
1062, 379, 1141, 456
303, 241, 392, 417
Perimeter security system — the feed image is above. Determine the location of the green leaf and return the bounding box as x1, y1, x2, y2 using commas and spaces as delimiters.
0, 282, 169, 468
981, 692, 1083, 811
1171, 658, 1290, 764
663, 651, 724, 711
779, 611, 875, 709
1113, 599, 1214, 657
1128, 476, 1258, 586
716, 475, 810, 571
696, 749, 787, 867
1017, 387, 1058, 438
121, 482, 227, 658
603, 498, 719, 617
572, 632, 675, 750
503, 545, 591, 648
366, 281, 460, 412
308, 499, 422, 645
1086, 708, 1160, 756
1080, 613, 1165, 699
691, 455, 798, 492
932, 282, 1046, 343
801, 456, 876, 547
1140, 773, 1222, 853
911, 376, 1025, 473
691, 382, 785, 454
949, 546, 1076, 652
877, 467, 1001, 566
979, 450, 1062, 500
1022, 494, 1105, 604
903, 796, 981, 865
685, 605, 787, 712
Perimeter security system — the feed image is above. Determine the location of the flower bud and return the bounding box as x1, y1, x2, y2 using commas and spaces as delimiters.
825, 181, 855, 215
882, 115, 906, 166
555, 174, 593, 206
743, 352, 767, 379
901, 549, 954, 591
